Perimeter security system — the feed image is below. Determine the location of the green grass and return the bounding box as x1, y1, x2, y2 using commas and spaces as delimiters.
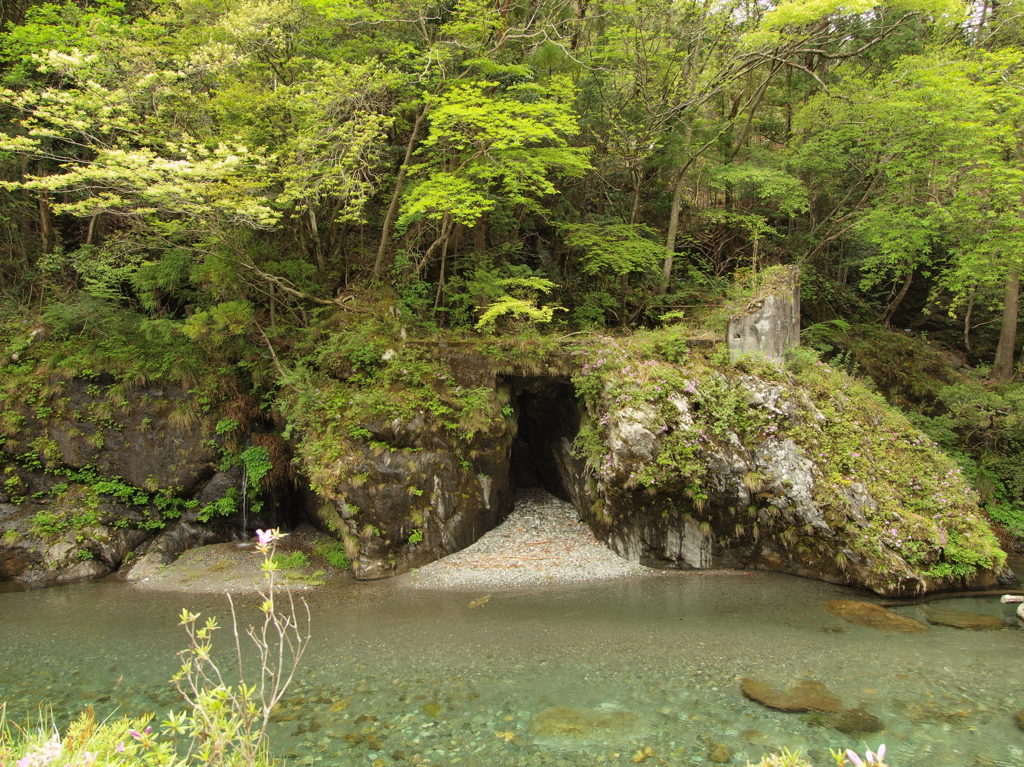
270, 551, 310, 570
313, 541, 351, 570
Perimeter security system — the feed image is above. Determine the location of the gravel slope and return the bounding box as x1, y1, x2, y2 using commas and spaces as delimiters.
404, 488, 655, 589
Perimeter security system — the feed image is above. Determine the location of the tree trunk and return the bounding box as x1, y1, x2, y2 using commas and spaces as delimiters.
963, 287, 976, 353
628, 166, 643, 225
308, 205, 325, 270
880, 269, 913, 329
373, 104, 431, 280
38, 195, 53, 254
992, 267, 1020, 381
658, 144, 691, 296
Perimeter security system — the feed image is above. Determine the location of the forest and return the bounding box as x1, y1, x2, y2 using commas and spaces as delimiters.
1, 0, 1024, 548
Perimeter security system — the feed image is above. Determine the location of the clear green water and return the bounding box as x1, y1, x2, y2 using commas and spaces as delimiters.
1, 572, 1022, 766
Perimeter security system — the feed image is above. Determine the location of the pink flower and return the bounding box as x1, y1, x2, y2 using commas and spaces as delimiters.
256, 529, 276, 547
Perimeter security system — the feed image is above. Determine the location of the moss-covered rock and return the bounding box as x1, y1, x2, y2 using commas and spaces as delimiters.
558, 334, 1007, 596
282, 343, 525, 579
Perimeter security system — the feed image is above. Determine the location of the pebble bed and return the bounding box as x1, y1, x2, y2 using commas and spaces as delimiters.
406, 488, 654, 589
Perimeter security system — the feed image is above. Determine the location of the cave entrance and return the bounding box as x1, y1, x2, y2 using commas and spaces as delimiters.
502, 375, 580, 502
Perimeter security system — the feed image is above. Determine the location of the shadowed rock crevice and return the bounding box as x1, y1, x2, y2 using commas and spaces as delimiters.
504, 376, 580, 501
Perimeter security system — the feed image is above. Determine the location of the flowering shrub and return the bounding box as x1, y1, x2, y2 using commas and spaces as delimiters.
0, 528, 308, 767
745, 745, 889, 767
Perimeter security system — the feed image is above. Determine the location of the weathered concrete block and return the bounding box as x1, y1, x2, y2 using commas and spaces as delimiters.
728, 266, 800, 363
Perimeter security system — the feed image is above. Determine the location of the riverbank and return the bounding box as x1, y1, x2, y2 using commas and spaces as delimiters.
129, 489, 652, 594
401, 488, 654, 589
130, 524, 344, 593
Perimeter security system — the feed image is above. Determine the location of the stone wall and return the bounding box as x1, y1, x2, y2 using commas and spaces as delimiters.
727, 266, 801, 363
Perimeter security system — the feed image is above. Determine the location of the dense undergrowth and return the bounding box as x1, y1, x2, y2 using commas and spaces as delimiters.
805, 321, 1024, 552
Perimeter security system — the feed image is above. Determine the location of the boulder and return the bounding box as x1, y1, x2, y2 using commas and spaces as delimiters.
741, 678, 843, 714
923, 605, 1011, 630
727, 266, 800, 363
528, 706, 643, 743
823, 601, 929, 633
122, 521, 228, 581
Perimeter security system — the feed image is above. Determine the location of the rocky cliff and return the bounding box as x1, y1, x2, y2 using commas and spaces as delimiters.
0, 324, 1008, 595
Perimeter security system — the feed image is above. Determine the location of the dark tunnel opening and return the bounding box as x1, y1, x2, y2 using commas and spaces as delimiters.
502, 375, 580, 503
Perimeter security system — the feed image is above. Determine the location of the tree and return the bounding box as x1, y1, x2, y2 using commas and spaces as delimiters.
794, 50, 1024, 376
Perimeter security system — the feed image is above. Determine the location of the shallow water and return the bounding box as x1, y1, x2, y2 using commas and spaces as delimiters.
1, 572, 1022, 766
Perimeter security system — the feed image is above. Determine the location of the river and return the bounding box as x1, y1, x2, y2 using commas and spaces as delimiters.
1, 569, 1021, 766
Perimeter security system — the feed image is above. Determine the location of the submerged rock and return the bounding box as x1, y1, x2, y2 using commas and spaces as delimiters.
740, 678, 843, 713
828, 707, 885, 734
707, 741, 732, 763
528, 705, 643, 743
923, 605, 1010, 630
823, 601, 929, 633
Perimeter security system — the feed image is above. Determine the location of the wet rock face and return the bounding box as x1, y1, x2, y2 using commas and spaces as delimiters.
328, 443, 514, 580
304, 388, 517, 580
0, 379, 287, 585
4, 380, 219, 493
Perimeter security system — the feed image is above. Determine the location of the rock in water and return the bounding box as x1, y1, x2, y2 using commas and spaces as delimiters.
1014, 710, 1024, 730
740, 678, 843, 713
823, 600, 929, 633
829, 707, 885, 734
707, 741, 732, 763
529, 706, 643, 744
923, 606, 1010, 630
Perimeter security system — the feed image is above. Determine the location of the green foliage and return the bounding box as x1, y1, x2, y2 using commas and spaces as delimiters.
198, 492, 240, 523
183, 302, 255, 342
239, 447, 272, 492
29, 509, 67, 536
313, 540, 351, 570
988, 502, 1024, 540
475, 277, 564, 332
563, 223, 664, 277
270, 550, 310, 570
399, 79, 591, 228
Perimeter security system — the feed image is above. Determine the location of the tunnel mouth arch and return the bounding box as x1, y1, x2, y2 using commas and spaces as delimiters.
500, 374, 581, 503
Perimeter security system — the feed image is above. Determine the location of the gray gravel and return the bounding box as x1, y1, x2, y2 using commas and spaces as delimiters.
404, 488, 655, 589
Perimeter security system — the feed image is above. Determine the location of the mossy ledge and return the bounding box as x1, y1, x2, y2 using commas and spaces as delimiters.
278, 323, 1006, 596
0, 315, 1008, 595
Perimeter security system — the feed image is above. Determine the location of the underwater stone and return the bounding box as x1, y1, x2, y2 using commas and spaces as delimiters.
829, 707, 885, 734
823, 601, 929, 633
740, 678, 843, 714
923, 606, 1011, 630
528, 706, 643, 743
707, 741, 731, 763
